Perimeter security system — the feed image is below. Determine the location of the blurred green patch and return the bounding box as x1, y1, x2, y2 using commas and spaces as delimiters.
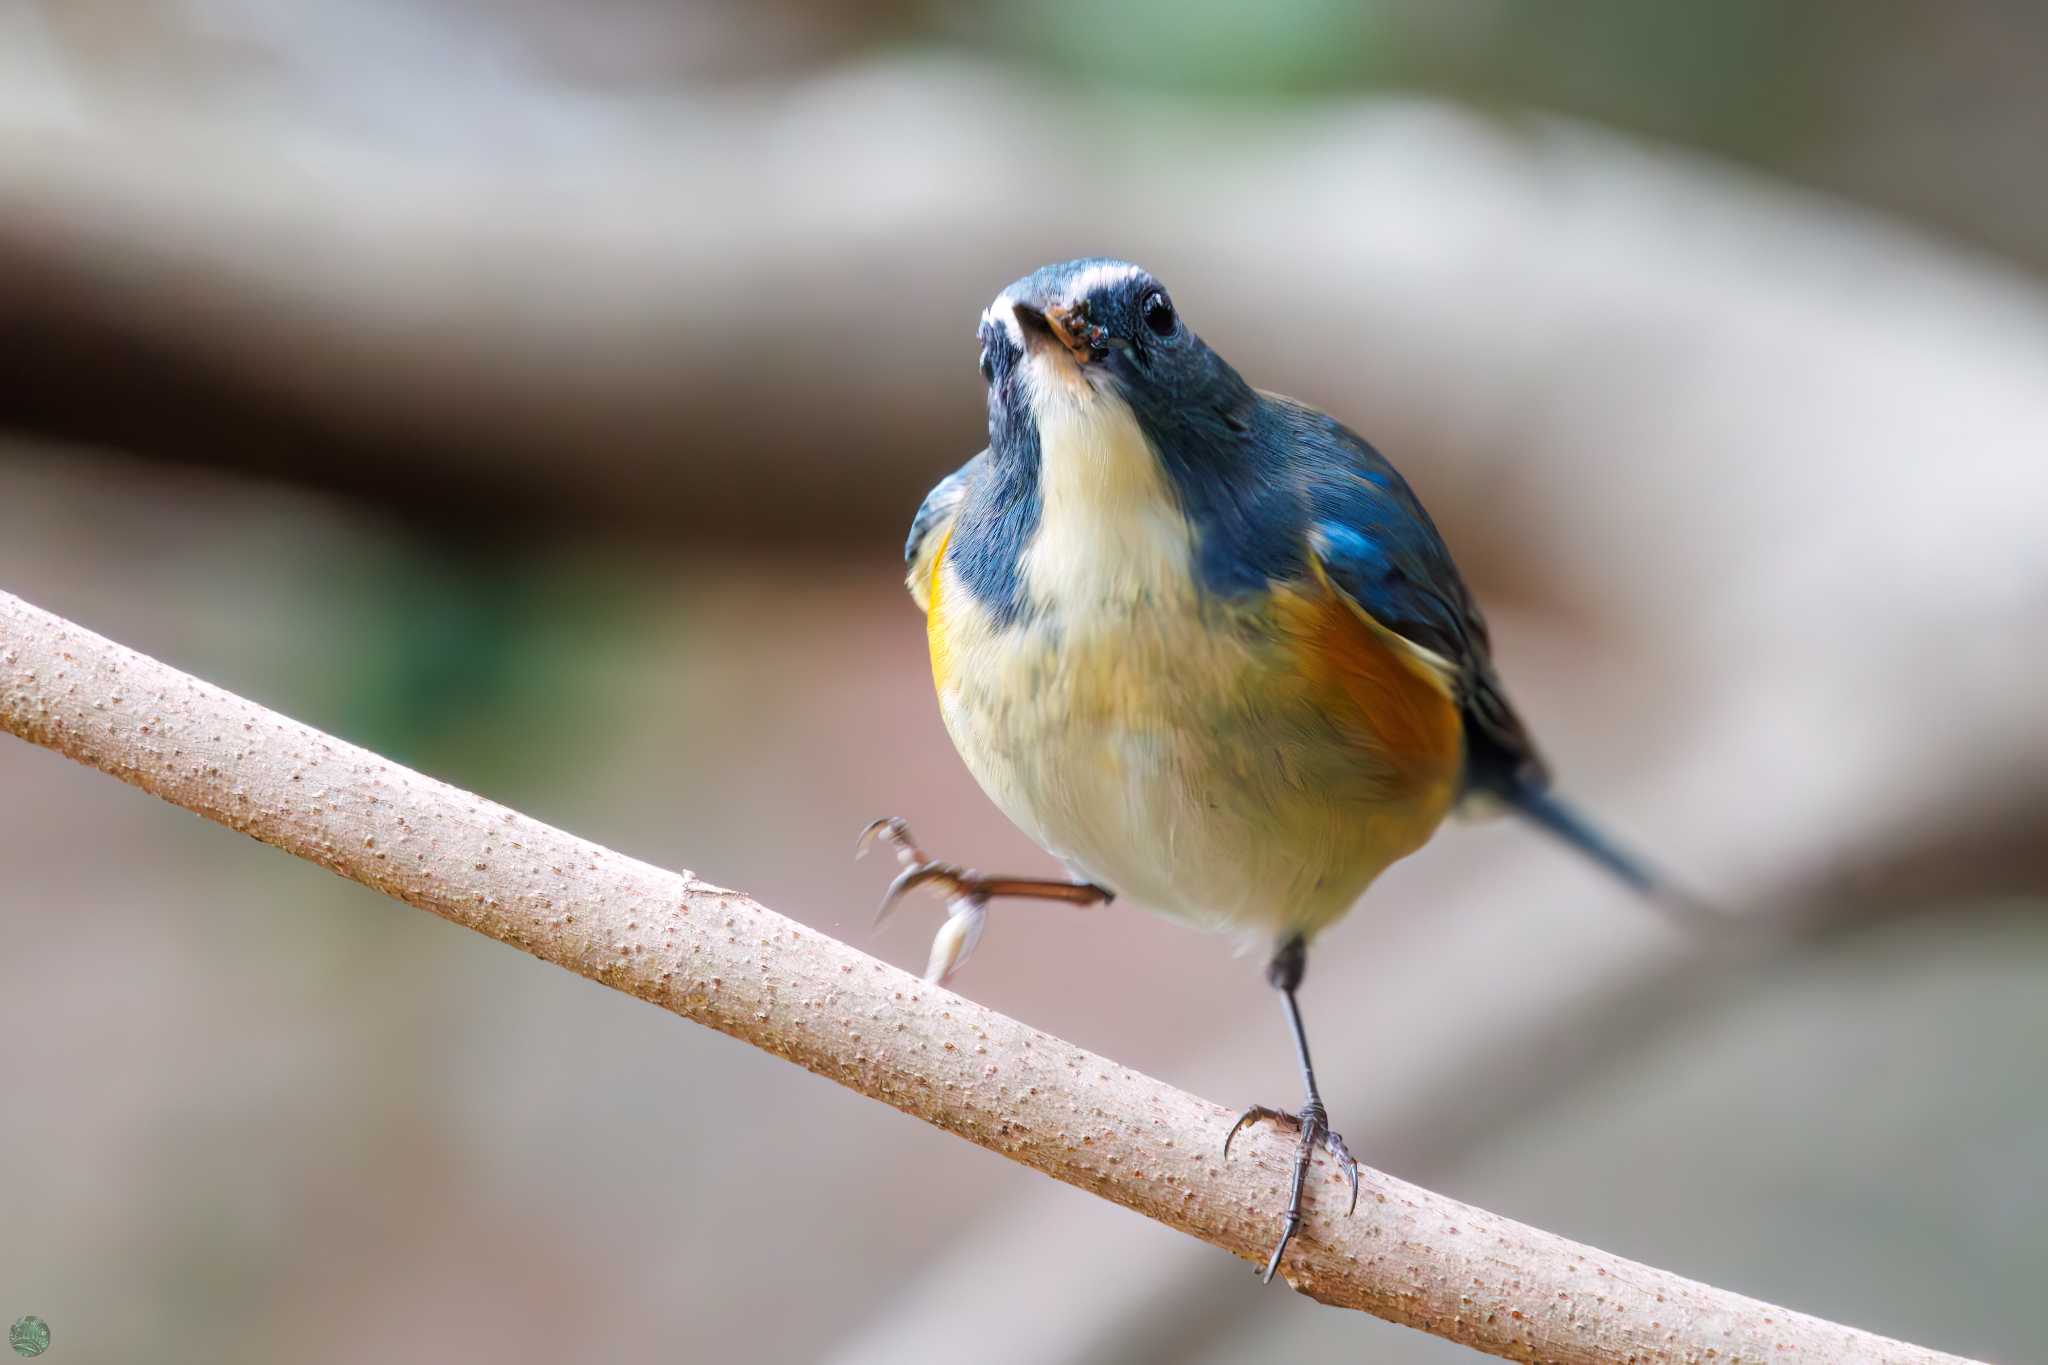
320, 541, 671, 790
976, 0, 1393, 94
961, 0, 1828, 159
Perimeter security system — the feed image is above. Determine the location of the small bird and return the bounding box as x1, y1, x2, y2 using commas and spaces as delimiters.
866, 258, 1689, 1283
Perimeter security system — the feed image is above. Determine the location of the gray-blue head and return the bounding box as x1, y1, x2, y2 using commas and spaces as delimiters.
975, 258, 1258, 472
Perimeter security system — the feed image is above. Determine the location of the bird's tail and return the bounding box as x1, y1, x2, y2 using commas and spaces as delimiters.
1497, 783, 1717, 925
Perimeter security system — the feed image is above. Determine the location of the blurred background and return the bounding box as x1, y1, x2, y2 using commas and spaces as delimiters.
2, 3, 2046, 1362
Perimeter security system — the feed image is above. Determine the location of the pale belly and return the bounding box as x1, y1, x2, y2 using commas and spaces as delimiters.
934, 597, 1454, 939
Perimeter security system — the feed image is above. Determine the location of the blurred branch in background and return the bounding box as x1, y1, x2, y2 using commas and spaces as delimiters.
0, 588, 1987, 1365
4, 8, 2048, 552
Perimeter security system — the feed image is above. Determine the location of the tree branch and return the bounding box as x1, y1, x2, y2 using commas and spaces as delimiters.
0, 588, 1976, 1365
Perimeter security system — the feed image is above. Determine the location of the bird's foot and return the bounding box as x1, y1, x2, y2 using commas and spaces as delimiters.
1223, 1098, 1361, 1283
855, 818, 1112, 982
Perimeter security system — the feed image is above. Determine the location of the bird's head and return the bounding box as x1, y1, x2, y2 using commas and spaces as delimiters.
976, 258, 1253, 454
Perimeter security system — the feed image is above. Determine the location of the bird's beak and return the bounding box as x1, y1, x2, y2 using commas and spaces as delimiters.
1012, 301, 1099, 365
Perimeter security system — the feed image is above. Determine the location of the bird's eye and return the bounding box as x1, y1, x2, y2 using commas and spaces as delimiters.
1140, 289, 1176, 338
979, 347, 994, 381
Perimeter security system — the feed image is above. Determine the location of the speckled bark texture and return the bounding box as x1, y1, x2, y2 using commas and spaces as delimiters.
0, 589, 1977, 1365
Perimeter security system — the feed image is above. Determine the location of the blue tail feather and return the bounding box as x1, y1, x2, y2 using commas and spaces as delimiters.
1499, 784, 1717, 924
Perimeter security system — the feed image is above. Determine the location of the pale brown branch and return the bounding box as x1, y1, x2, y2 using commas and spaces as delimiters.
0, 588, 1977, 1365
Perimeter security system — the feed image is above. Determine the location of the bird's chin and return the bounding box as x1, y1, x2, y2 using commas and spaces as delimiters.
1022, 343, 1108, 404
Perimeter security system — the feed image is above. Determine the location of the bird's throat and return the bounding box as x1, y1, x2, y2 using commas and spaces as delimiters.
1018, 373, 1194, 620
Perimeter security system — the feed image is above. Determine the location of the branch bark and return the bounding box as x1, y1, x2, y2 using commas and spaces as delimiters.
0, 588, 1977, 1365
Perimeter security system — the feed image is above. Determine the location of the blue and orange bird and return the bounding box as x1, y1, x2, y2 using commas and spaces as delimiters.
863, 258, 1689, 1282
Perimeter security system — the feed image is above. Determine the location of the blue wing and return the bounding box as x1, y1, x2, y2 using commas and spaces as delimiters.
1278, 399, 1708, 909
901, 451, 985, 613
905, 451, 983, 569
1268, 397, 1549, 799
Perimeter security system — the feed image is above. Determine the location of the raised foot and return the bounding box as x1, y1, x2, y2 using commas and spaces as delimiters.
1223, 1100, 1361, 1283
855, 818, 1113, 982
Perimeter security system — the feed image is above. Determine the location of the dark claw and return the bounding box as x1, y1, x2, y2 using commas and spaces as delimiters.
875, 860, 982, 926
860, 818, 969, 925
1222, 1101, 1358, 1282
1223, 1103, 1294, 1161
1326, 1127, 1361, 1216
1261, 1218, 1296, 1284
855, 815, 916, 861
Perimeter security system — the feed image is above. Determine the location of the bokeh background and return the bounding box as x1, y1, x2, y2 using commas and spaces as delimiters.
3, 4, 2046, 1362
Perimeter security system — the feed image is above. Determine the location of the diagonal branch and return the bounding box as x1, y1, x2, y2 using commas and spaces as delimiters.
0, 589, 1975, 1365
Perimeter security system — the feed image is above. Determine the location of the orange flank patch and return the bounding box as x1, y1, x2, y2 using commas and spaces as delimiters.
1275, 584, 1463, 794
924, 528, 954, 696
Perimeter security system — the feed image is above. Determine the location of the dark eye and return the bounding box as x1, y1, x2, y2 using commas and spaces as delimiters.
1140, 289, 1176, 338
978, 347, 994, 381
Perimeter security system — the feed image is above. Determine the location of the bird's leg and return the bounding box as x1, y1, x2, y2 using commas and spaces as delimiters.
857, 817, 1114, 914
856, 818, 1113, 982
1222, 934, 1361, 1284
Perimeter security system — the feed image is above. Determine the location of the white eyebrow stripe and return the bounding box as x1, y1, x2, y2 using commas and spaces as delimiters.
981, 292, 1024, 347
1060, 263, 1143, 305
